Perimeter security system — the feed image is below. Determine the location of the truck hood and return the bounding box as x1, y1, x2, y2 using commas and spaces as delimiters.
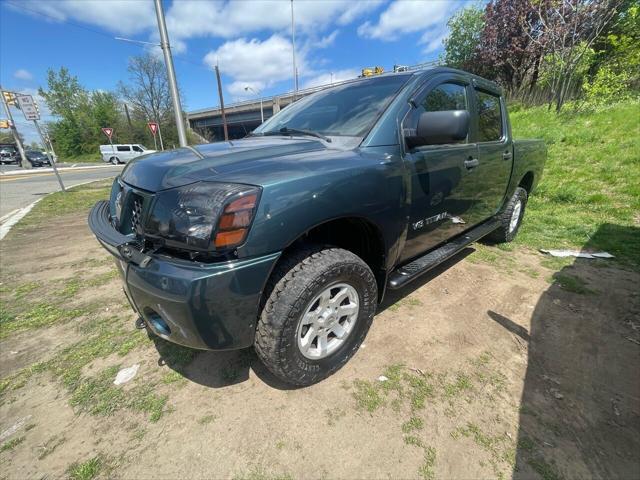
120, 136, 338, 192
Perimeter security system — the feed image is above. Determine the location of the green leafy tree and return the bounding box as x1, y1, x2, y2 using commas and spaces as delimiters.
584, 2, 640, 103
442, 5, 485, 71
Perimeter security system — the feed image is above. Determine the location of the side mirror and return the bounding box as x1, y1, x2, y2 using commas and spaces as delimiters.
407, 110, 470, 148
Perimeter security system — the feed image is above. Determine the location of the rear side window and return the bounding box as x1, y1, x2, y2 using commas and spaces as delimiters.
421, 83, 467, 112
117, 146, 131, 152
476, 90, 503, 142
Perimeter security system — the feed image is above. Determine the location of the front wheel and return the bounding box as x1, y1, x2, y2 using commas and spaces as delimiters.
255, 247, 377, 386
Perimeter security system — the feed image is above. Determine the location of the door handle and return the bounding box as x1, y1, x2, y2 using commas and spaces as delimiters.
464, 158, 479, 169
503, 151, 513, 161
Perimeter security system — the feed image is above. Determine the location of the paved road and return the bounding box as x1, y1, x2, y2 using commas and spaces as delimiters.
0, 166, 122, 217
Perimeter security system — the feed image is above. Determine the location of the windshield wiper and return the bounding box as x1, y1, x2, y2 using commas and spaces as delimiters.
264, 127, 331, 143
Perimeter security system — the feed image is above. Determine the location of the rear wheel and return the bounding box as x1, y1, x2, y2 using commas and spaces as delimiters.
109, 157, 119, 165
255, 247, 377, 386
486, 186, 528, 243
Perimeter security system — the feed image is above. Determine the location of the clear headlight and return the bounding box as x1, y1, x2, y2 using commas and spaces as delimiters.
145, 182, 260, 251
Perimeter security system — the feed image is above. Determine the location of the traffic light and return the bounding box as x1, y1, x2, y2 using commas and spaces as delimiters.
2, 91, 16, 106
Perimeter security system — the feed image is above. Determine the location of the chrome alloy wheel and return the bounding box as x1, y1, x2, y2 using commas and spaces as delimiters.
296, 283, 359, 360
509, 200, 522, 233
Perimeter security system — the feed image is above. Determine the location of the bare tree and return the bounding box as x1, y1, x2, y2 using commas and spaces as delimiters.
118, 53, 172, 124
529, 0, 621, 111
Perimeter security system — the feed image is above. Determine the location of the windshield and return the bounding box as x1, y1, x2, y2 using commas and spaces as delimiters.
254, 74, 410, 138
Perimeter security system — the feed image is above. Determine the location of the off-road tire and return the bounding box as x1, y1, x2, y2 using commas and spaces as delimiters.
486, 186, 528, 244
255, 246, 377, 387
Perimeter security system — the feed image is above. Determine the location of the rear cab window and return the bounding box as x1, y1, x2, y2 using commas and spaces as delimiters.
475, 90, 503, 142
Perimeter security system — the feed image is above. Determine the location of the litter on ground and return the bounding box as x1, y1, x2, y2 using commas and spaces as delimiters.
540, 249, 614, 259
113, 364, 140, 385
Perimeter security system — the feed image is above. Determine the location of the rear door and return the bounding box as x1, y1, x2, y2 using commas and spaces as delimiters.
399, 73, 479, 262
117, 145, 132, 162
469, 88, 513, 220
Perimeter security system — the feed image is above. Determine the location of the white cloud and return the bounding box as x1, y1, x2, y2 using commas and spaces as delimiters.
358, 1, 455, 41
316, 30, 340, 49
420, 30, 448, 55
166, 0, 380, 42
12, 0, 156, 36
204, 34, 305, 94
13, 69, 33, 81
302, 69, 360, 89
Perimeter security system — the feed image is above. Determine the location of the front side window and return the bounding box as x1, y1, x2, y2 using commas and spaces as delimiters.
422, 83, 467, 112
254, 74, 411, 138
133, 146, 143, 152
476, 90, 503, 142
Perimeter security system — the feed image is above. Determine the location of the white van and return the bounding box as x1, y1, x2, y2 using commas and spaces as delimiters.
100, 144, 155, 164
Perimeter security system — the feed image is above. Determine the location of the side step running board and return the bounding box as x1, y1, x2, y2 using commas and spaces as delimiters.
388, 219, 500, 289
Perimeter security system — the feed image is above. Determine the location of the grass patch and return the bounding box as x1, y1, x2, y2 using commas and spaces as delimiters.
12, 180, 111, 232
551, 273, 595, 294
198, 414, 217, 425
401, 416, 424, 433
528, 457, 563, 480
0, 436, 25, 453
68, 456, 102, 480
510, 102, 640, 269
58, 153, 103, 164
70, 365, 169, 422
13, 281, 41, 299
418, 446, 437, 480
352, 379, 385, 412
0, 302, 85, 339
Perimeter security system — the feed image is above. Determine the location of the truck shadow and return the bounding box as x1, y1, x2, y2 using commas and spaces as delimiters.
147, 247, 476, 390
487, 223, 640, 478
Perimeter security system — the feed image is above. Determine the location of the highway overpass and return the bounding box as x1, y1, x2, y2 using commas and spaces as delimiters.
186, 79, 352, 142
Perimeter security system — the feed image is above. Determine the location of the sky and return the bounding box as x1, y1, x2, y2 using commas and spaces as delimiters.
0, 0, 470, 144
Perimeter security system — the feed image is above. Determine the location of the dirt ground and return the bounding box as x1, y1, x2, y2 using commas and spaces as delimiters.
1, 208, 639, 479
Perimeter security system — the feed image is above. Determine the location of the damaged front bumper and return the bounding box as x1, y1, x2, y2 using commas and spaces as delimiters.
88, 200, 281, 350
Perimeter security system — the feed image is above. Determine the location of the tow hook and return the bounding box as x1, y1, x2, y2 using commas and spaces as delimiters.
135, 317, 147, 330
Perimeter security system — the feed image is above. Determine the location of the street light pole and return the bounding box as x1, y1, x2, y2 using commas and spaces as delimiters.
153, 0, 187, 148
244, 86, 264, 124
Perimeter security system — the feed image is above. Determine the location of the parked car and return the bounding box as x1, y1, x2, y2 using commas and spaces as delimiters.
89, 67, 546, 386
25, 150, 51, 167
99, 144, 155, 164
0, 144, 18, 164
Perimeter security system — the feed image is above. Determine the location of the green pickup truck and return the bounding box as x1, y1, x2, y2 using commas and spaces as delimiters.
89, 67, 546, 386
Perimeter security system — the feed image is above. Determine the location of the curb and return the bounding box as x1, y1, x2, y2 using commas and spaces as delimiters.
0, 178, 109, 240
0, 200, 42, 240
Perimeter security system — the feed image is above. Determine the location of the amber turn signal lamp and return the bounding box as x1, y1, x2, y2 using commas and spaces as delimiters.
214, 192, 258, 248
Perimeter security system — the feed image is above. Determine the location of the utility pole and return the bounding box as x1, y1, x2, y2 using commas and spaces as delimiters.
290, 0, 298, 96
215, 65, 229, 141
153, 0, 187, 147
33, 119, 65, 191
124, 103, 132, 128
0, 86, 30, 169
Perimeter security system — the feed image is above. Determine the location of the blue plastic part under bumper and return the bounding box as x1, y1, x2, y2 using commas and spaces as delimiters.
89, 200, 281, 350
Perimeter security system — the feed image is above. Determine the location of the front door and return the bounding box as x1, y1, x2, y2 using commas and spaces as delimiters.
400, 77, 479, 262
